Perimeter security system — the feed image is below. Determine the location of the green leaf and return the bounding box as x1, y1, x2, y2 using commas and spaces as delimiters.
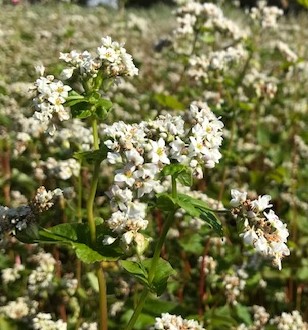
177, 193, 212, 211
205, 305, 237, 329
156, 193, 177, 212
94, 98, 113, 120
120, 260, 149, 287
176, 195, 200, 218
142, 258, 175, 296
234, 304, 252, 325
65, 92, 85, 106
199, 210, 223, 237
86, 272, 99, 292
177, 193, 223, 236
70, 101, 91, 119
161, 164, 187, 177
15, 223, 40, 244
177, 169, 193, 187
73, 146, 108, 163
38, 223, 122, 263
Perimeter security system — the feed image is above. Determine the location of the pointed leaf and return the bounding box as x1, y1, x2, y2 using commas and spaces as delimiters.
142, 258, 175, 296
156, 193, 177, 212
120, 260, 149, 287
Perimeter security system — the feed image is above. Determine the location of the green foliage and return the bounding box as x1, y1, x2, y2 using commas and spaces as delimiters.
121, 258, 175, 296
37, 223, 123, 263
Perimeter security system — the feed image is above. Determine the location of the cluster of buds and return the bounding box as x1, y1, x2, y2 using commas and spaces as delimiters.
230, 189, 290, 270
0, 187, 63, 240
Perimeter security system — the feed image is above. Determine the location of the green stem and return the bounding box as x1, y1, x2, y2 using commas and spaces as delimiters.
87, 116, 108, 329
86, 160, 100, 245
125, 176, 177, 330
92, 116, 99, 150
77, 160, 83, 223
97, 264, 108, 330
125, 288, 149, 330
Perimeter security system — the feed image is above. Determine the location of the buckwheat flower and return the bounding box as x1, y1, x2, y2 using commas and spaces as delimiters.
1, 264, 24, 284
125, 149, 144, 166
0, 297, 37, 320
151, 313, 205, 330
102, 235, 117, 245
32, 75, 71, 134
251, 195, 273, 213
250, 1, 283, 29
222, 269, 247, 305
149, 138, 170, 165
110, 301, 124, 317
32, 313, 67, 330
78, 322, 98, 330
270, 310, 308, 330
230, 190, 290, 270
107, 185, 133, 211
275, 41, 298, 63
114, 164, 136, 187
230, 189, 247, 207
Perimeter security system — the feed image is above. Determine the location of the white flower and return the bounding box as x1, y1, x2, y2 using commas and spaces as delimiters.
251, 194, 273, 212
102, 235, 117, 245
149, 138, 170, 164
230, 189, 247, 207
241, 227, 258, 246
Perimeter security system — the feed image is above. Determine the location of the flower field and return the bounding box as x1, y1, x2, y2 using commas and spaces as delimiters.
0, 1, 308, 329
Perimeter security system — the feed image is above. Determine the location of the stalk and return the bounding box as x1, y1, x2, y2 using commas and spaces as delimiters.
86, 116, 108, 330
125, 176, 177, 330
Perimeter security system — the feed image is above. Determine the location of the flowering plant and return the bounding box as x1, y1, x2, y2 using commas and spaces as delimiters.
1, 1, 308, 329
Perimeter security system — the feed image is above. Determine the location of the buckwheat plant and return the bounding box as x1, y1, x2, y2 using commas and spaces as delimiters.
0, 33, 291, 330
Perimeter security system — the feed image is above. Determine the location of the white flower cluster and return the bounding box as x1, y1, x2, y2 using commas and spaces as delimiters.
28, 252, 57, 295
102, 103, 223, 248
230, 189, 290, 270
78, 322, 98, 330
188, 45, 247, 81
32, 312, 67, 330
250, 1, 283, 29
198, 255, 217, 275
0, 187, 64, 239
244, 68, 278, 99
237, 305, 270, 330
31, 186, 63, 213
152, 312, 205, 330
274, 41, 298, 63
270, 310, 308, 330
174, 0, 246, 40
222, 268, 248, 305
60, 36, 138, 79
250, 305, 270, 329
32, 74, 72, 135
1, 263, 24, 284
35, 157, 80, 181
0, 297, 38, 320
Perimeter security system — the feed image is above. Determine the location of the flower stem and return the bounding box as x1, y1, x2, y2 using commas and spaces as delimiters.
97, 264, 108, 330
125, 176, 177, 330
86, 116, 108, 329
86, 160, 100, 244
